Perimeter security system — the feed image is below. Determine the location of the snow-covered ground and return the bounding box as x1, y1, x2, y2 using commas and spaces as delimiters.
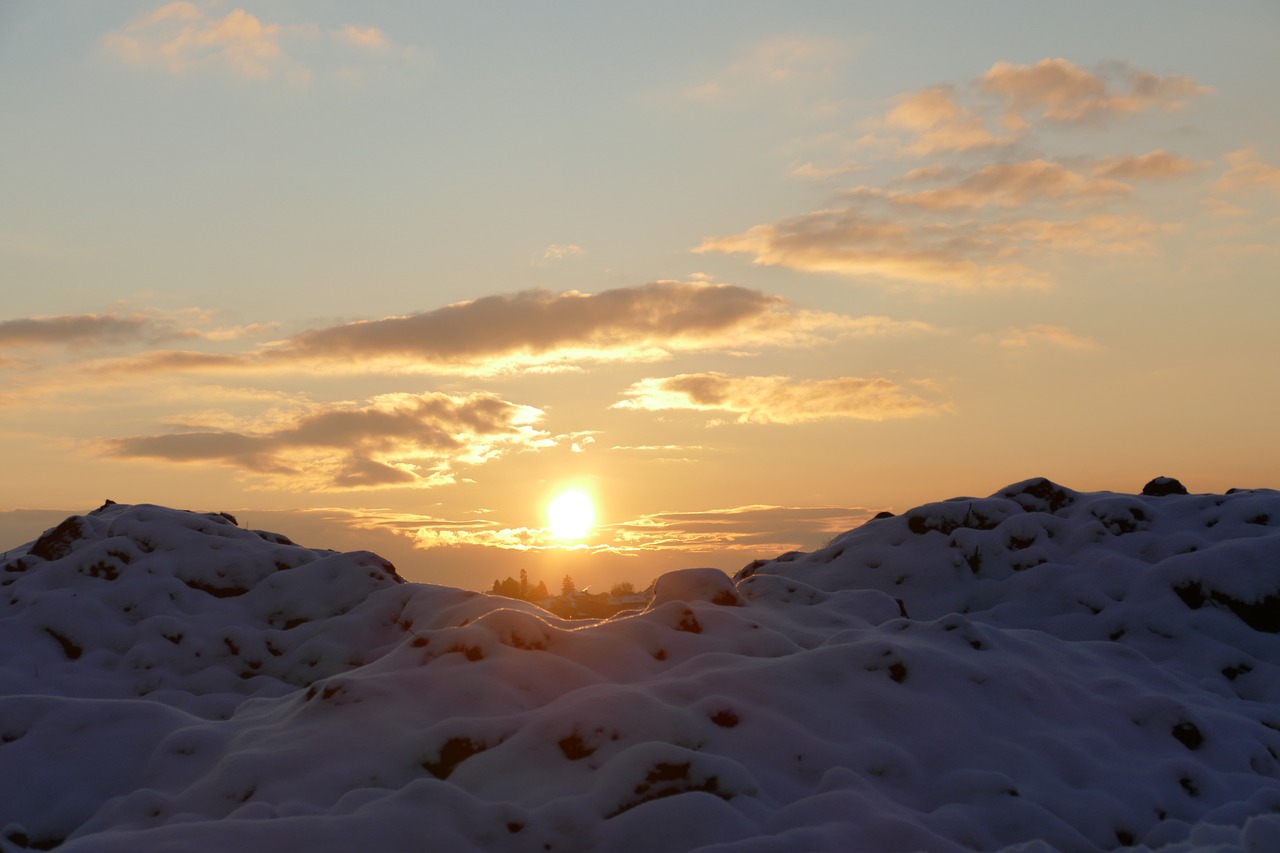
3, 478, 1280, 852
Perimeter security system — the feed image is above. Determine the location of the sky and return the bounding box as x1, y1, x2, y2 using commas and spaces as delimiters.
1, 1, 1278, 591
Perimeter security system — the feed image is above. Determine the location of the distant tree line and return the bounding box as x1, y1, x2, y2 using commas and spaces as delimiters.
488, 568, 639, 602
489, 568, 551, 601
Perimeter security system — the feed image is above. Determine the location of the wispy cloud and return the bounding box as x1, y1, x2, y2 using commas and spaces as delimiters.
686, 36, 847, 101
856, 59, 1209, 157
701, 58, 1209, 290
1213, 147, 1280, 194
408, 503, 871, 555
696, 207, 1049, 289
0, 310, 275, 352
988, 324, 1102, 350
102, 391, 548, 490
540, 243, 585, 263
333, 24, 390, 51
613, 372, 945, 424
790, 160, 863, 181
879, 85, 1013, 154
1092, 150, 1207, 181
610, 504, 872, 553
93, 282, 930, 376
978, 58, 1210, 124
886, 159, 1130, 210
0, 314, 157, 349
102, 2, 409, 86
986, 214, 1179, 256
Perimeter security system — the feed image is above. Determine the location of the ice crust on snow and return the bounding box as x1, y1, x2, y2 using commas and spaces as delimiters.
2, 480, 1280, 851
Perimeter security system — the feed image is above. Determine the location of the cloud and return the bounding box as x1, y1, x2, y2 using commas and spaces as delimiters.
978, 58, 1210, 124
880, 86, 1012, 154
702, 59, 1213, 290
1213, 147, 1280, 194
102, 2, 409, 85
0, 314, 155, 349
0, 310, 269, 352
1202, 198, 1251, 219
541, 243, 585, 262
852, 60, 1206, 158
613, 372, 944, 423
609, 504, 873, 553
102, 391, 548, 490
687, 36, 846, 100
887, 160, 1130, 210
270, 282, 864, 371
987, 214, 1179, 255
95, 282, 924, 376
333, 24, 389, 51
407, 502, 871, 557
698, 157, 1188, 287
696, 207, 1048, 289
990, 324, 1102, 350
1092, 150, 1207, 181
102, 2, 293, 81
790, 161, 863, 180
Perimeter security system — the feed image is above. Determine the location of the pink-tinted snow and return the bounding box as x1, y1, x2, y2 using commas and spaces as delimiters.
2, 479, 1280, 852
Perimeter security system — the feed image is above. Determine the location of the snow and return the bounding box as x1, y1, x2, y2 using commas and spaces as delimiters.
2, 479, 1280, 852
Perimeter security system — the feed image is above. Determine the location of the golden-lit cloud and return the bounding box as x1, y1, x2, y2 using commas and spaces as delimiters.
696, 209, 1048, 289
102, 2, 408, 85
269, 282, 873, 371
1202, 198, 1251, 219
888, 160, 1130, 210
687, 36, 847, 100
609, 504, 873, 553
990, 324, 1102, 350
92, 282, 928, 376
1092, 150, 1207, 181
333, 24, 389, 51
1213, 147, 1280, 194
853, 60, 1207, 159
103, 2, 293, 81
102, 391, 548, 490
0, 314, 156, 349
541, 243, 585, 262
978, 58, 1210, 123
881, 86, 1011, 154
987, 214, 1179, 255
403, 503, 871, 556
613, 372, 944, 423
790, 161, 863, 180
0, 310, 274, 353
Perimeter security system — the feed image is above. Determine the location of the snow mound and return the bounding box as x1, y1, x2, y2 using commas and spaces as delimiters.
2, 481, 1280, 852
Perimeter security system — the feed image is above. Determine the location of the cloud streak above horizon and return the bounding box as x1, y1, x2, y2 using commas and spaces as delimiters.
0, 311, 275, 353
90, 282, 934, 376
405, 502, 872, 555
102, 391, 549, 490
614, 372, 945, 424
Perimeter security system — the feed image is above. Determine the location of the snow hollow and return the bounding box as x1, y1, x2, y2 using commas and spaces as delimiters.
3, 477, 1280, 852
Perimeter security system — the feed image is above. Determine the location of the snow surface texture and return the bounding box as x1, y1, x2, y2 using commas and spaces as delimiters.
3, 479, 1280, 852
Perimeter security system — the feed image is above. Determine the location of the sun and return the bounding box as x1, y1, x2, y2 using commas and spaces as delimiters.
547, 489, 596, 541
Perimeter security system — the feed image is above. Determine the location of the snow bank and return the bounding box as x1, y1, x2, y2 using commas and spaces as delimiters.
2, 480, 1279, 852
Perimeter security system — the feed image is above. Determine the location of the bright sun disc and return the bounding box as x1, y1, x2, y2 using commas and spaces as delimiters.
547, 489, 595, 540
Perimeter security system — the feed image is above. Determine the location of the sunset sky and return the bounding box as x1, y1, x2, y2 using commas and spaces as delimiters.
2, 1, 1278, 591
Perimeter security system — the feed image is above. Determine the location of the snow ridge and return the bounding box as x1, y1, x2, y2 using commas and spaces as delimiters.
2, 480, 1280, 852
